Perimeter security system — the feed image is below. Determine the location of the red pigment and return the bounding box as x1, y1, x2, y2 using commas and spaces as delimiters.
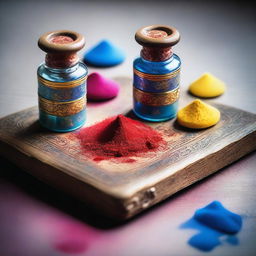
147, 30, 168, 38
76, 115, 165, 161
51, 35, 74, 44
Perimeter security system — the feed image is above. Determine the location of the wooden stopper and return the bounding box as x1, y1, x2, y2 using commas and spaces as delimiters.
135, 25, 180, 61
38, 30, 85, 68
135, 25, 180, 47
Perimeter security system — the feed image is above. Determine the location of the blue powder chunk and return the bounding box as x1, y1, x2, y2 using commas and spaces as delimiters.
194, 201, 242, 234
84, 40, 125, 67
188, 231, 221, 251
180, 201, 242, 252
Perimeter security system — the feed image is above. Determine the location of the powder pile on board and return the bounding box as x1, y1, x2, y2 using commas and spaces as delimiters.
177, 99, 220, 129
189, 73, 226, 98
87, 72, 120, 101
76, 115, 165, 161
83, 40, 125, 67
181, 201, 242, 252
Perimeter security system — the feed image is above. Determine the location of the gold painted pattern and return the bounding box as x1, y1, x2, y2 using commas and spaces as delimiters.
134, 68, 180, 81
133, 87, 180, 106
39, 96, 86, 117
38, 75, 87, 89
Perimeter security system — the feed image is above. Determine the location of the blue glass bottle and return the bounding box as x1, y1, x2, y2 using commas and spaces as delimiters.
133, 25, 181, 122
37, 30, 88, 132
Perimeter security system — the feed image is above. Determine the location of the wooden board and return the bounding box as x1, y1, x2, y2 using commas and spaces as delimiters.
0, 77, 256, 220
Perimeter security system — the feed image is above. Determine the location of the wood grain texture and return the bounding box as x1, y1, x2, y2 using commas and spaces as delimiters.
0, 77, 256, 219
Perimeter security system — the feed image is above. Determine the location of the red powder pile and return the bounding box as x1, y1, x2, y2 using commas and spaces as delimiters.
76, 115, 165, 161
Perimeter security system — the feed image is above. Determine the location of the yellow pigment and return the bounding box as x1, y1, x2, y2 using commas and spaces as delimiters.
177, 99, 220, 129
189, 73, 226, 98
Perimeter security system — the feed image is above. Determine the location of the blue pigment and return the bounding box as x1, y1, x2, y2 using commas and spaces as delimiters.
194, 201, 242, 234
83, 40, 125, 67
180, 201, 242, 252
189, 230, 221, 252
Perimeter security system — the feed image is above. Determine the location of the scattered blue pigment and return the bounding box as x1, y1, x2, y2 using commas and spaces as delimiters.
180, 201, 242, 252
83, 40, 125, 67
194, 201, 242, 234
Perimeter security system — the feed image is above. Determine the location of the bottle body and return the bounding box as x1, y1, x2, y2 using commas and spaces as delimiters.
133, 54, 181, 122
37, 62, 88, 132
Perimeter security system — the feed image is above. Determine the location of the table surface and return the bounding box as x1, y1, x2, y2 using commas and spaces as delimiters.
0, 0, 255, 255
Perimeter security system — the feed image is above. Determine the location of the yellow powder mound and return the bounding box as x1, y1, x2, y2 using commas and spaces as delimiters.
189, 73, 226, 98
177, 99, 220, 129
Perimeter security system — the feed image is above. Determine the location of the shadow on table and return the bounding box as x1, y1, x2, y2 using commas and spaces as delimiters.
0, 151, 254, 231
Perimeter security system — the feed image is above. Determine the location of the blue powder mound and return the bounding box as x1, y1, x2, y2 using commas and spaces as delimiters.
194, 201, 242, 234
180, 201, 243, 252
83, 40, 125, 67
181, 218, 223, 252
188, 231, 221, 252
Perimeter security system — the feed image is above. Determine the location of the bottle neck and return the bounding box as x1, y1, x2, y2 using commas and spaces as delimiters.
45, 53, 79, 69
43, 62, 79, 73
140, 46, 173, 62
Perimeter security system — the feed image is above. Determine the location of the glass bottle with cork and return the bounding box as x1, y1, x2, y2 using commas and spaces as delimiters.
133, 25, 181, 122
37, 30, 88, 132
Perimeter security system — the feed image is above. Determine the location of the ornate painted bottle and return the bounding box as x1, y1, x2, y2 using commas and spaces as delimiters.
37, 30, 88, 132
133, 25, 181, 121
